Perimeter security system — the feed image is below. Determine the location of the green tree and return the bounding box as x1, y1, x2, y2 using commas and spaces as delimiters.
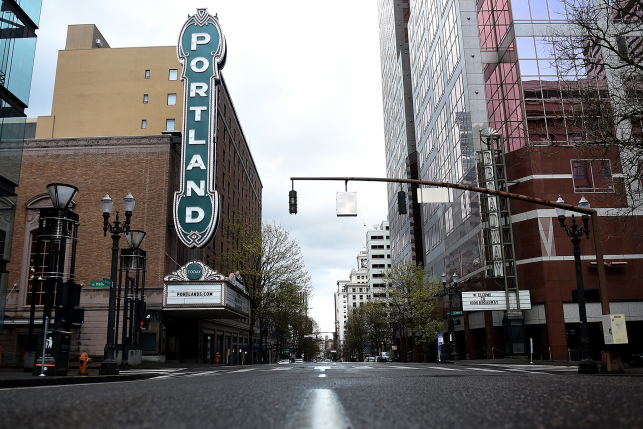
384, 261, 443, 362
344, 306, 368, 361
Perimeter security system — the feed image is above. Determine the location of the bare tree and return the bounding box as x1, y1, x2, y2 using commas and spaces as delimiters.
218, 217, 312, 364
545, 0, 643, 231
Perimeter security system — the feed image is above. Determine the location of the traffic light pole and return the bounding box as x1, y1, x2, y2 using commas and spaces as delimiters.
289, 176, 622, 373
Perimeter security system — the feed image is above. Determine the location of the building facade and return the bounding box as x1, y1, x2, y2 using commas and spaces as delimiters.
0, 24, 263, 365
0, 0, 42, 337
377, 0, 643, 361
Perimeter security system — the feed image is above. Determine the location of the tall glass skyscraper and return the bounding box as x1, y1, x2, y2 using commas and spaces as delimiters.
378, 0, 643, 360
0, 0, 42, 332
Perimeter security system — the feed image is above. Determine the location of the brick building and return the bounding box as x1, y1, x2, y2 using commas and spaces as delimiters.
0, 24, 262, 365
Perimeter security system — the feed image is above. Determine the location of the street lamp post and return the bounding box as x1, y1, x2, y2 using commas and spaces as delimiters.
442, 272, 459, 360
98, 192, 136, 375
555, 196, 598, 374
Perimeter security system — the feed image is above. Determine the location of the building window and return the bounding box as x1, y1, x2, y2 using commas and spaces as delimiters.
359, 295, 363, 300
143, 94, 148, 104
353, 302, 356, 308
141, 120, 147, 129
145, 70, 150, 79
571, 160, 614, 193
166, 119, 175, 131
445, 207, 454, 235
169, 69, 178, 80
167, 93, 176, 105
461, 190, 472, 220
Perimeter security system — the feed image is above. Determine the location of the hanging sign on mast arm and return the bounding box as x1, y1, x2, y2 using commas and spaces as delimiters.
174, 9, 227, 248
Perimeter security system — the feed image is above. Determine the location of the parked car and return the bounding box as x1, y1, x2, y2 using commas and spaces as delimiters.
324, 359, 332, 363
295, 358, 304, 364
278, 359, 290, 364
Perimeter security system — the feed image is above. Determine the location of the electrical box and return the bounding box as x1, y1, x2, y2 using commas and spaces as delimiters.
603, 314, 628, 344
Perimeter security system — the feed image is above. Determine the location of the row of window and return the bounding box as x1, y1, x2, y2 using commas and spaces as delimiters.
145, 69, 178, 80
143, 93, 177, 105
141, 119, 175, 130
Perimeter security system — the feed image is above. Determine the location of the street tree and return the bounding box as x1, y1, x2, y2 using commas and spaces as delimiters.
217, 217, 312, 364
344, 306, 368, 361
384, 261, 443, 362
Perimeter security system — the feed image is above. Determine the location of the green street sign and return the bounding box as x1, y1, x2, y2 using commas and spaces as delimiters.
173, 8, 226, 249
102, 278, 113, 287
447, 311, 463, 316
90, 280, 108, 288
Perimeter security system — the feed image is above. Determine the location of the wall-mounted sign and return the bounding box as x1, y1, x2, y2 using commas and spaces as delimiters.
461, 290, 531, 311
166, 283, 222, 305
174, 8, 227, 248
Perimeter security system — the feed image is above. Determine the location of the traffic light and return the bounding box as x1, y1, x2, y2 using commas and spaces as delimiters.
289, 190, 297, 214
138, 315, 150, 331
398, 191, 407, 215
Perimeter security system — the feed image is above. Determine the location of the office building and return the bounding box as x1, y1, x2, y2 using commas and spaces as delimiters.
377, 0, 643, 360
0, 0, 42, 337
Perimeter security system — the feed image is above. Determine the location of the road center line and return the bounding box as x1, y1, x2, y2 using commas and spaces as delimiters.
292, 389, 351, 429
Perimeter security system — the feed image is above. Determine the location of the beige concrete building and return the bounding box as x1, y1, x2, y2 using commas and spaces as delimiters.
36, 24, 184, 139
1, 24, 262, 366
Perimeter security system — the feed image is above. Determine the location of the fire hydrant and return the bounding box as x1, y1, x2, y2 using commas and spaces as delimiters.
78, 352, 92, 376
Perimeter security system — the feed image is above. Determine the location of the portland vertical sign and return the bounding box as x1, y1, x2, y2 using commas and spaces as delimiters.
174, 9, 226, 248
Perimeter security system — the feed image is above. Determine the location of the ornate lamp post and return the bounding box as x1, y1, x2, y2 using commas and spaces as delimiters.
98, 192, 135, 375
442, 272, 459, 360
555, 196, 598, 374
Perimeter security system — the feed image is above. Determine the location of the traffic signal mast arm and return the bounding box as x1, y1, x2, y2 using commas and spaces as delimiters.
289, 176, 609, 318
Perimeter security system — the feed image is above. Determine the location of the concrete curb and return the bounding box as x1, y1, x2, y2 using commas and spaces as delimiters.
0, 373, 156, 389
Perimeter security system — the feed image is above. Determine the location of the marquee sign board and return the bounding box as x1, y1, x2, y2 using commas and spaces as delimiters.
461, 290, 531, 311
174, 9, 227, 248
163, 260, 249, 318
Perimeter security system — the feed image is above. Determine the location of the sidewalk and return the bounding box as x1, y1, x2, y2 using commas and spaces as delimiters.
0, 364, 156, 389
436, 357, 643, 375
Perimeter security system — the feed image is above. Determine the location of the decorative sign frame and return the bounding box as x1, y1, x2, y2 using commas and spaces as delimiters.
163, 260, 249, 318
461, 290, 531, 312
173, 9, 227, 248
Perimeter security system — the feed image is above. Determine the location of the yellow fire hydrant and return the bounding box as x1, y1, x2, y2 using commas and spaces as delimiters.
78, 352, 92, 376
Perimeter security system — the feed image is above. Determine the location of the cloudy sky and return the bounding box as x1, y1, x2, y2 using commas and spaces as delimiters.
25, 0, 389, 333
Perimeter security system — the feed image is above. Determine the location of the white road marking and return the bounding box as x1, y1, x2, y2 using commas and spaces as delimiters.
463, 367, 507, 373
319, 374, 326, 378
426, 366, 461, 371
314, 367, 326, 371
292, 389, 351, 429
273, 367, 293, 371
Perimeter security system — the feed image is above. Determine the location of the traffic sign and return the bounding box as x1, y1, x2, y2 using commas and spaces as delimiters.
102, 278, 112, 287
90, 280, 108, 288
447, 311, 463, 316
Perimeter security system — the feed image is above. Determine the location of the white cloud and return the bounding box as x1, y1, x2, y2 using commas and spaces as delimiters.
26, 0, 388, 334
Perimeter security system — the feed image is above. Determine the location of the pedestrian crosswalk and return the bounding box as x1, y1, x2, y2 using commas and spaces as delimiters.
119, 362, 582, 380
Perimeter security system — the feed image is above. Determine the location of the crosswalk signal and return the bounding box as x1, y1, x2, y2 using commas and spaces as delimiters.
398, 191, 407, 215
138, 315, 150, 331
289, 190, 298, 214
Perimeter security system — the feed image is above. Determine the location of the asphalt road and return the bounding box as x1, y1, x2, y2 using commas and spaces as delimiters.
1, 362, 641, 429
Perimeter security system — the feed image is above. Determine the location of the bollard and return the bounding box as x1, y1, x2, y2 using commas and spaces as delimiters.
78, 352, 92, 376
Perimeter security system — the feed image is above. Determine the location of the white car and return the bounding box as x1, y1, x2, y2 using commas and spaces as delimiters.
278, 359, 290, 364
295, 358, 304, 364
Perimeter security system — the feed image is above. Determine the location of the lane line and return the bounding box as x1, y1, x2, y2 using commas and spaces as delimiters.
292, 389, 351, 429
426, 366, 461, 371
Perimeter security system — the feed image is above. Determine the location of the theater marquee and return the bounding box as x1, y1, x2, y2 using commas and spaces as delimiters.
163, 261, 249, 318
174, 8, 227, 248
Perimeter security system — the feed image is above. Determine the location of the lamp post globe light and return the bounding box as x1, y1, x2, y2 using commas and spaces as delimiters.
99, 192, 136, 375
442, 272, 459, 360
556, 196, 598, 374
